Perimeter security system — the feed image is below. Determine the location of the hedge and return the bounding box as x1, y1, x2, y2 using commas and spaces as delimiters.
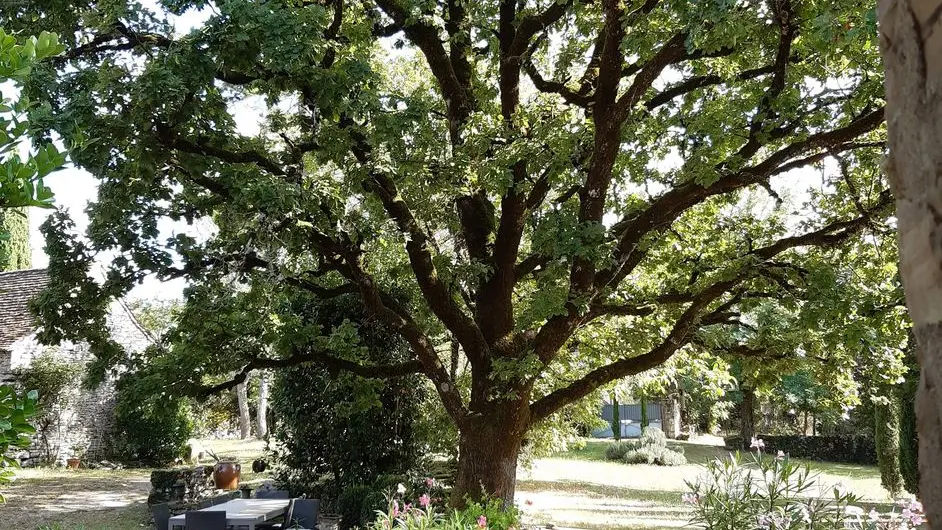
723, 435, 877, 465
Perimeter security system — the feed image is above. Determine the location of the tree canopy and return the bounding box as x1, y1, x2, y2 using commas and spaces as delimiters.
13, 0, 904, 502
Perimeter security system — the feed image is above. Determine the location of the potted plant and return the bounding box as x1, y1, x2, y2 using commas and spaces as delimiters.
66, 443, 86, 469
206, 450, 241, 490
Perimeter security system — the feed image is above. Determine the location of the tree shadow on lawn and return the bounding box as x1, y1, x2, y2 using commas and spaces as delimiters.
0, 469, 151, 529
517, 479, 690, 530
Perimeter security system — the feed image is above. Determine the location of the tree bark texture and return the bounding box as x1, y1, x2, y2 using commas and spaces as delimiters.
880, 0, 942, 521
257, 371, 269, 439
236, 381, 251, 439
451, 405, 528, 507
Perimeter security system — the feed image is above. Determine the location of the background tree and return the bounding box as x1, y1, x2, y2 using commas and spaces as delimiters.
0, 209, 31, 270
899, 344, 920, 495
879, 0, 942, 519
874, 397, 903, 497
18, 0, 900, 504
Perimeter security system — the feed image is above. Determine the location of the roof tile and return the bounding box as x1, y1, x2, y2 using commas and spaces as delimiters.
0, 269, 50, 349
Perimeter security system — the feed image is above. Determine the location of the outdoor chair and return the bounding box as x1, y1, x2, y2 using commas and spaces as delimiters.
289, 499, 319, 529
185, 510, 227, 530
256, 489, 291, 499
256, 499, 320, 530
152, 503, 171, 530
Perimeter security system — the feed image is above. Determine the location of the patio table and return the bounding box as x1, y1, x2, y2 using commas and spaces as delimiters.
167, 498, 290, 530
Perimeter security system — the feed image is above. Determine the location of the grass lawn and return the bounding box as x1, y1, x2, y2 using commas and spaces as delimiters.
0, 438, 268, 530
516, 438, 890, 530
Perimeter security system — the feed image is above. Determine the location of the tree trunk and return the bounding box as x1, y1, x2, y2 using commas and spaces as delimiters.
740, 387, 756, 450
236, 381, 251, 439
880, 0, 942, 521
452, 407, 527, 508
257, 371, 269, 439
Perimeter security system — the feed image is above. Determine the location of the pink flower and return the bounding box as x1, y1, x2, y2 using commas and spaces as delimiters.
749, 437, 765, 451
391, 500, 400, 517
404, 503, 412, 513
419, 494, 431, 508
477, 515, 488, 528
425, 477, 436, 487
681, 493, 699, 505
525, 499, 533, 506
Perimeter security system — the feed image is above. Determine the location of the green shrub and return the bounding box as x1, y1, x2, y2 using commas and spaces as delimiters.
112, 370, 192, 466
270, 295, 438, 512
722, 435, 876, 464
639, 426, 667, 447
615, 427, 686, 466
12, 351, 75, 463
604, 441, 637, 461
623, 445, 687, 466
337, 484, 386, 530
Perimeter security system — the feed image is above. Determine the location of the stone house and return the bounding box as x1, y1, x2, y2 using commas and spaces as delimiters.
0, 268, 153, 465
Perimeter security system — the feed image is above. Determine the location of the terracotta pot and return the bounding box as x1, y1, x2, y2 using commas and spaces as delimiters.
66, 458, 80, 469
214, 461, 241, 490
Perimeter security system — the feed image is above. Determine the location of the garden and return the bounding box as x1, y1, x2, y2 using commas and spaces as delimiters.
1, 0, 942, 529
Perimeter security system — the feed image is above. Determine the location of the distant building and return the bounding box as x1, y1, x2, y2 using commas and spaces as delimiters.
594, 397, 683, 439
0, 268, 152, 465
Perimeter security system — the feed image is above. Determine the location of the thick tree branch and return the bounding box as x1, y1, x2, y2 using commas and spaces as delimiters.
198, 348, 424, 395
374, 0, 474, 137
599, 106, 885, 292
364, 171, 490, 363
154, 125, 288, 177
529, 277, 739, 423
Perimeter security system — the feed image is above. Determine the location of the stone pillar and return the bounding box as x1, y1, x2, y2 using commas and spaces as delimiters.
662, 396, 682, 439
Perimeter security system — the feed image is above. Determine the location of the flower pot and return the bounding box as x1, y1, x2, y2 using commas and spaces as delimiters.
213, 461, 241, 490
66, 458, 81, 469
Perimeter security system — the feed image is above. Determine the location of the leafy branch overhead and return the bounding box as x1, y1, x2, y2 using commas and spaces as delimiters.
14, 0, 899, 501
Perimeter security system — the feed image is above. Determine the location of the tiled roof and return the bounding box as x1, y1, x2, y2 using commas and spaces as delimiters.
0, 269, 50, 349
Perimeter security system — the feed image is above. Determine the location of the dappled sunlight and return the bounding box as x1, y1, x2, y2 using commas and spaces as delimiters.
0, 468, 151, 528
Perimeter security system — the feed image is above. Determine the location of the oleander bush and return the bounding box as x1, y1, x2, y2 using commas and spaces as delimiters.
684, 446, 926, 530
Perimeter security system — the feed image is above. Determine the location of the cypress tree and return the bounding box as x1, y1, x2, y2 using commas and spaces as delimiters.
874, 399, 903, 497
899, 366, 920, 494
0, 209, 31, 271
640, 394, 649, 429
611, 392, 621, 441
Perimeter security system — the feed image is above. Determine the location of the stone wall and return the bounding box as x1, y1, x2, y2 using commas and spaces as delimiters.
1, 300, 152, 466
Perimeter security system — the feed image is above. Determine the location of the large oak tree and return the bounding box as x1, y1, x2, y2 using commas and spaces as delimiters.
14, 0, 901, 503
